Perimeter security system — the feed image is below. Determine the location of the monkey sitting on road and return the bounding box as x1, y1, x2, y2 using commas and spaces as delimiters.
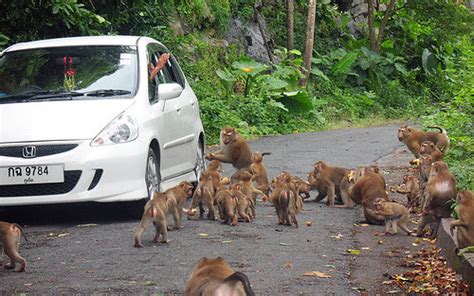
184, 257, 255, 296
0, 221, 28, 272
374, 198, 412, 235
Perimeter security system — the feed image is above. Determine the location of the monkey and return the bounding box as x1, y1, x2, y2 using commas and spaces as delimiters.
419, 141, 443, 162
239, 170, 269, 204
230, 183, 254, 222
291, 175, 312, 201
418, 155, 433, 207
313, 161, 352, 207
0, 221, 28, 272
450, 190, 474, 249
215, 189, 239, 226
348, 168, 389, 225
184, 257, 255, 296
274, 172, 304, 212
187, 171, 217, 220
308, 171, 340, 202
373, 198, 412, 235
416, 161, 456, 238
250, 151, 271, 195
134, 192, 171, 247
164, 181, 194, 229
205, 160, 223, 190
270, 179, 298, 227
397, 125, 450, 158
395, 175, 420, 208
206, 127, 253, 170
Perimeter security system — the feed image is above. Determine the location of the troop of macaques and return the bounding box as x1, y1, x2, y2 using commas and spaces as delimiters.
450, 190, 474, 249
184, 257, 255, 296
417, 161, 456, 238
312, 161, 353, 208
250, 151, 271, 195
397, 125, 450, 158
374, 198, 412, 235
0, 221, 28, 272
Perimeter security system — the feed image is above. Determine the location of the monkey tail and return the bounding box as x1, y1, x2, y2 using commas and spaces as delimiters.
13, 223, 28, 241
427, 126, 447, 135
261, 152, 271, 157
224, 272, 255, 296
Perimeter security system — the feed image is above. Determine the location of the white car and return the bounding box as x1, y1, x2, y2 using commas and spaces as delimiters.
0, 36, 206, 206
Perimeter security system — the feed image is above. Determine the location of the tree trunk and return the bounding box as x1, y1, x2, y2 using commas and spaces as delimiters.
287, 0, 294, 50
367, 0, 376, 52
302, 0, 316, 86
254, 0, 275, 63
374, 0, 397, 52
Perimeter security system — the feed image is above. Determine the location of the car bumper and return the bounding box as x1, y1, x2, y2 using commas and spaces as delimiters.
0, 139, 149, 206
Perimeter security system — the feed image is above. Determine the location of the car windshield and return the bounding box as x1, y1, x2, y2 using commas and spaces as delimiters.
0, 45, 138, 102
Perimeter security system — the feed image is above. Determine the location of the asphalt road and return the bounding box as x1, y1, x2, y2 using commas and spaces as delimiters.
0, 124, 404, 295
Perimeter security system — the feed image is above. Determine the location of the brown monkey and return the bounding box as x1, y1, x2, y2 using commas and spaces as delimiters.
348, 168, 389, 225
416, 161, 456, 238
419, 141, 443, 162
206, 127, 252, 170
205, 160, 223, 190
215, 189, 238, 226
308, 171, 337, 202
275, 172, 303, 212
184, 257, 255, 296
450, 190, 474, 249
187, 171, 217, 220
239, 170, 269, 204
313, 161, 351, 207
0, 221, 27, 272
250, 151, 271, 194
398, 125, 450, 157
270, 179, 298, 227
396, 175, 420, 207
374, 198, 412, 235
230, 183, 254, 222
134, 192, 171, 247
164, 181, 194, 229
418, 155, 433, 206
291, 176, 312, 201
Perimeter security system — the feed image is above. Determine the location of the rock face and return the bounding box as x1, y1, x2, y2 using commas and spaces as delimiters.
227, 17, 273, 63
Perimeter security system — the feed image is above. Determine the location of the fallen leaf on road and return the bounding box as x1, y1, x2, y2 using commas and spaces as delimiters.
302, 271, 331, 278
128, 281, 137, 285
221, 240, 232, 244
279, 243, 292, 246
198, 233, 209, 237
361, 247, 370, 250
325, 264, 336, 269
359, 223, 369, 227
378, 240, 384, 244
144, 281, 156, 286
285, 262, 293, 269
330, 233, 343, 240
305, 221, 313, 227
347, 249, 361, 255
24, 283, 33, 287
77, 224, 98, 228
58, 233, 70, 238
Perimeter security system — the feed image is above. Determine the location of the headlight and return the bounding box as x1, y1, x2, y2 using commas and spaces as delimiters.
91, 113, 139, 146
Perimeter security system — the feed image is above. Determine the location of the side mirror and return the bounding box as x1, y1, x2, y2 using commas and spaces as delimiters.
158, 83, 183, 100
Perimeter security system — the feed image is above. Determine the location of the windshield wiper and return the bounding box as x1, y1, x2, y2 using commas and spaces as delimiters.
84, 89, 131, 97
0, 91, 84, 103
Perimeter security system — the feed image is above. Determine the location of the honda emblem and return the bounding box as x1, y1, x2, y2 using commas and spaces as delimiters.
22, 146, 37, 158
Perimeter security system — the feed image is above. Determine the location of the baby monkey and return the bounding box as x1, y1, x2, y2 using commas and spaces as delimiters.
0, 221, 28, 272
374, 198, 412, 235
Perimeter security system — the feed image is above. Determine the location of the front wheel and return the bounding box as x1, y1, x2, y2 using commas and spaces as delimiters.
145, 148, 160, 199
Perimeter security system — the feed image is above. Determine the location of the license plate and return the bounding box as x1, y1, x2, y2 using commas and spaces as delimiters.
0, 165, 64, 185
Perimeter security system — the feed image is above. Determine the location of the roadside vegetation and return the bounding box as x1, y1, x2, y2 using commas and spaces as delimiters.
0, 0, 472, 187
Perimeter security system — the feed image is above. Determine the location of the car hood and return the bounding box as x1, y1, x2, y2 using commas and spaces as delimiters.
0, 99, 134, 143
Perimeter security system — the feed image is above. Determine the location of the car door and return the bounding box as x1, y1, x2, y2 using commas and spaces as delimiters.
145, 43, 188, 180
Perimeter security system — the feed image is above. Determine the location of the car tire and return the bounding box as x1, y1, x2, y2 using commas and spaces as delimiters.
145, 147, 161, 200
193, 141, 206, 185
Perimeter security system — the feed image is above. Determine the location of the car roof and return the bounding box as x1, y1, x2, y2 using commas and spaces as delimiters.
3, 36, 155, 53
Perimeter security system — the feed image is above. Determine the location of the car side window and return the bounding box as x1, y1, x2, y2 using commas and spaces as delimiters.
147, 45, 159, 103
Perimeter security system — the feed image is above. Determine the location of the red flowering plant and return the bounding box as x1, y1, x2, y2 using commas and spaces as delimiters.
63, 56, 76, 91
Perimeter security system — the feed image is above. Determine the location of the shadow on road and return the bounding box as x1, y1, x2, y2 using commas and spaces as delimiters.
0, 201, 144, 225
